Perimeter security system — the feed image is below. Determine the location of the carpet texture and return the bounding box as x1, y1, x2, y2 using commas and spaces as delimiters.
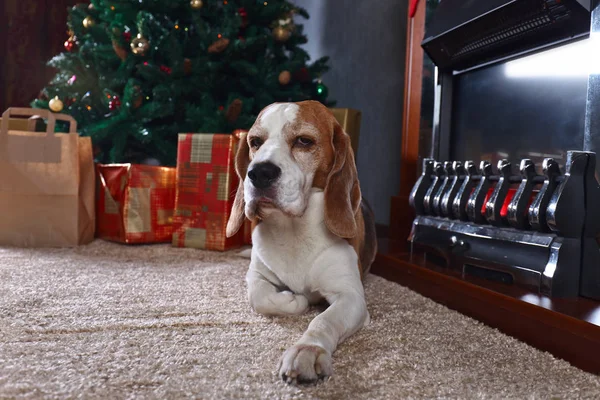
1, 240, 599, 399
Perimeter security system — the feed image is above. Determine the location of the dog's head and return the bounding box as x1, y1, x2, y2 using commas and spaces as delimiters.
226, 100, 361, 239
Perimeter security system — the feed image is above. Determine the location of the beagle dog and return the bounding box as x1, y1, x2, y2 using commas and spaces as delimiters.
226, 100, 377, 384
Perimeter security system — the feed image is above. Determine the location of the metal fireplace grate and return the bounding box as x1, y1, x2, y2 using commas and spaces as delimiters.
408, 151, 600, 299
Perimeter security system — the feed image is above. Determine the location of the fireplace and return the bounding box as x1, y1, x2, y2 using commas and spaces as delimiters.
409, 151, 600, 299
408, 0, 600, 299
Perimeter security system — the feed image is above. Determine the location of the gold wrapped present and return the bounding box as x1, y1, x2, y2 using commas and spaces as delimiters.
330, 108, 362, 157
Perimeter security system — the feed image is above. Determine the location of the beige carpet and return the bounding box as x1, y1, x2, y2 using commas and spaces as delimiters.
1, 240, 599, 399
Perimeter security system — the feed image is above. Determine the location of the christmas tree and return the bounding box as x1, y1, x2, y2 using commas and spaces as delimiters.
32, 0, 333, 165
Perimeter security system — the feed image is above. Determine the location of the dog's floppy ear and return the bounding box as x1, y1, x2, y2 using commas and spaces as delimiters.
324, 119, 361, 238
226, 132, 251, 238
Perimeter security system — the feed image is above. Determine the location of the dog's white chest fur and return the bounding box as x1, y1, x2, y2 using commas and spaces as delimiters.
250, 190, 358, 301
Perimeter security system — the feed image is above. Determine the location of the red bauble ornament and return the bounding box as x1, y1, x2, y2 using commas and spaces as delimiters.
108, 96, 121, 111
123, 31, 132, 42
218, 105, 225, 111
64, 37, 76, 52
238, 7, 248, 27
293, 67, 310, 83
160, 65, 172, 74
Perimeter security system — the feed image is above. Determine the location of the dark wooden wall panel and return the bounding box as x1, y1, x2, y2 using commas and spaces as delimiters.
0, 0, 79, 112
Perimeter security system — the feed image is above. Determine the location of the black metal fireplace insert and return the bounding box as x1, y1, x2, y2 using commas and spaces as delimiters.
408, 151, 600, 299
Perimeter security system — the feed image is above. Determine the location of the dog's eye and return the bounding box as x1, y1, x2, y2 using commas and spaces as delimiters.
249, 138, 263, 149
295, 137, 314, 147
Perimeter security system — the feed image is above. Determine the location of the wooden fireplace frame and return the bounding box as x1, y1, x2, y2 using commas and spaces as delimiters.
371, 0, 600, 375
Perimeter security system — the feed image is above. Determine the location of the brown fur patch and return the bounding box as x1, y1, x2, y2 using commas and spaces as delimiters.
293, 101, 372, 278
293, 102, 336, 190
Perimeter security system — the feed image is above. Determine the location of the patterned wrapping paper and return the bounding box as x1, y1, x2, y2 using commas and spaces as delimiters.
96, 164, 177, 244
172, 132, 249, 251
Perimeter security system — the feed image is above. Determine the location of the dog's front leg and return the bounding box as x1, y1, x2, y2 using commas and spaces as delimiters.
278, 248, 369, 384
246, 256, 309, 316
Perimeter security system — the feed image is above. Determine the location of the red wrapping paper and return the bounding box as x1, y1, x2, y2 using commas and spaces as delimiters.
172, 132, 250, 251
96, 164, 177, 244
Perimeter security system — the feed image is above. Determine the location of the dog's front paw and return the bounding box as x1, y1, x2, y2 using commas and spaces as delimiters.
278, 344, 332, 385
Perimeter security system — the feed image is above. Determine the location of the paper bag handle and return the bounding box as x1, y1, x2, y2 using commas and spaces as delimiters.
26, 112, 78, 135
51, 113, 78, 134
0, 108, 76, 137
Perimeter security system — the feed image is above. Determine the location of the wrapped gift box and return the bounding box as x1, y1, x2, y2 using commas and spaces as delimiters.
96, 164, 176, 244
172, 132, 249, 251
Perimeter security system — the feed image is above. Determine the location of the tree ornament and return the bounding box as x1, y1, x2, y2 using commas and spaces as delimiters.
49, 96, 64, 112
226, 99, 243, 123
133, 96, 143, 109
293, 67, 310, 83
314, 80, 329, 100
183, 58, 192, 75
64, 36, 76, 52
238, 7, 249, 27
131, 34, 150, 56
277, 15, 294, 30
67, 75, 77, 85
272, 26, 291, 42
108, 96, 121, 111
190, 0, 203, 9
123, 31, 132, 42
112, 40, 128, 60
83, 16, 95, 29
160, 65, 172, 75
88, 3, 95, 10
278, 70, 291, 85
208, 38, 230, 53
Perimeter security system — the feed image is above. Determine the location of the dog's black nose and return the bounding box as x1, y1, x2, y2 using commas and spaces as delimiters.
248, 162, 281, 189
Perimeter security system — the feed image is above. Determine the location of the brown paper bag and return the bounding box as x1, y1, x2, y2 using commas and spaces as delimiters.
0, 107, 95, 247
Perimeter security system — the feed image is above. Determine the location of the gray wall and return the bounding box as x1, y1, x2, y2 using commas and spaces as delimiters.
293, 0, 408, 225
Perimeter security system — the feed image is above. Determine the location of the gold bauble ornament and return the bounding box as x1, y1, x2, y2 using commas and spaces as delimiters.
190, 0, 203, 9
272, 26, 291, 42
49, 96, 64, 112
83, 16, 95, 29
130, 34, 150, 56
278, 70, 291, 85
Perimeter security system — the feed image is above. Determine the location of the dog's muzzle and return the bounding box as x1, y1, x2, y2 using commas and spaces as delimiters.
248, 162, 281, 189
